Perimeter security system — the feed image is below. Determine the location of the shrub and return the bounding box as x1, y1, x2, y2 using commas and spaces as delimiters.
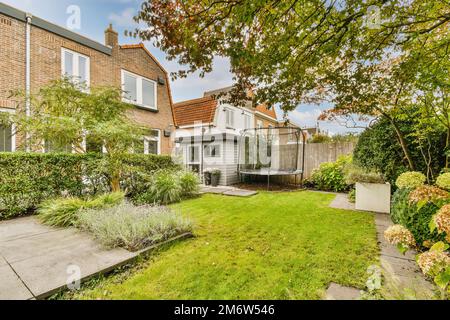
178, 171, 200, 197
345, 166, 385, 185
353, 116, 446, 186
436, 173, 450, 191
384, 224, 416, 254
134, 170, 182, 205
396, 172, 426, 189
38, 198, 87, 227
77, 202, 193, 251
432, 204, 450, 242
0, 152, 177, 219
348, 189, 356, 203
408, 185, 449, 206
391, 188, 447, 248
311, 155, 352, 192
37, 192, 125, 227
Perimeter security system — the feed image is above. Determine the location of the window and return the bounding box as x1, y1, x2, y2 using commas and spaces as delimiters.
0, 123, 13, 152
204, 144, 221, 158
225, 109, 235, 128
188, 146, 200, 163
61, 48, 90, 89
257, 120, 263, 129
122, 70, 157, 110
135, 130, 160, 155
44, 140, 72, 153
244, 114, 251, 129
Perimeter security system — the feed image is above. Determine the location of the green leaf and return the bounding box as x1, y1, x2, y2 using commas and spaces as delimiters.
397, 243, 409, 255
429, 217, 437, 233
416, 200, 427, 210
430, 241, 450, 252
434, 268, 450, 289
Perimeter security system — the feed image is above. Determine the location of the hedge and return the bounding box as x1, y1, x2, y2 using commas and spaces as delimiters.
0, 152, 178, 219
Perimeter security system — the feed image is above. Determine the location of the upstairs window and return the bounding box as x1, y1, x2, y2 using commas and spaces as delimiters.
244, 114, 251, 129
225, 109, 235, 128
61, 48, 90, 90
122, 70, 157, 110
257, 120, 263, 129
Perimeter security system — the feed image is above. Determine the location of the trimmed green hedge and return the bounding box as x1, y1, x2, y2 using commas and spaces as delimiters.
0, 152, 178, 219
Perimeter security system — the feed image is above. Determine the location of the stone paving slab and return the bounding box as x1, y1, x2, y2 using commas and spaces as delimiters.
326, 194, 435, 299
325, 283, 361, 300
201, 186, 257, 197
222, 190, 257, 197
0, 264, 33, 300
0, 217, 137, 299
0, 217, 55, 242
329, 193, 355, 210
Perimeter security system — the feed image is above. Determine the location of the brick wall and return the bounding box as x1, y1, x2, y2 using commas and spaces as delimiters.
0, 13, 175, 154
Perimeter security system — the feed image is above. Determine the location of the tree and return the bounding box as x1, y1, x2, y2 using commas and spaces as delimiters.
0, 78, 147, 192
130, 0, 450, 110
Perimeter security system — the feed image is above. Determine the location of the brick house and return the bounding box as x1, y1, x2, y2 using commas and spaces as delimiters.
0, 2, 175, 155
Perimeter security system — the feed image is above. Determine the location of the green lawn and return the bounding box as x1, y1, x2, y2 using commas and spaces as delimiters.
69, 191, 379, 300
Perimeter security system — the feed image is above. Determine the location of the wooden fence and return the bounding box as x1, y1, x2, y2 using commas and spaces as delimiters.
272, 141, 356, 184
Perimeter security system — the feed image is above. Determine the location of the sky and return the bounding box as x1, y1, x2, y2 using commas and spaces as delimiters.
2, 0, 365, 135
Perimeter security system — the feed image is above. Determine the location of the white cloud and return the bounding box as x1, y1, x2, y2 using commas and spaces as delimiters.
108, 7, 137, 28
288, 108, 323, 127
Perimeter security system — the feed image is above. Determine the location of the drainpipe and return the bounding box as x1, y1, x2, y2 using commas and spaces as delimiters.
25, 13, 32, 152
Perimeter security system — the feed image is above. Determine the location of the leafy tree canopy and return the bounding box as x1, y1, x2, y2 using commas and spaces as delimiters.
130, 0, 450, 111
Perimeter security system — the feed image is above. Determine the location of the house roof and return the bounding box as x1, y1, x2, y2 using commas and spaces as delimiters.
173, 96, 218, 127
120, 43, 177, 127
256, 104, 277, 121
0, 2, 112, 55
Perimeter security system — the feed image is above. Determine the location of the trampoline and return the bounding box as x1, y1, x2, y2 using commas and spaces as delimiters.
238, 127, 306, 189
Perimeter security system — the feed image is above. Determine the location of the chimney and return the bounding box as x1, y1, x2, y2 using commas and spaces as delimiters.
104, 24, 118, 47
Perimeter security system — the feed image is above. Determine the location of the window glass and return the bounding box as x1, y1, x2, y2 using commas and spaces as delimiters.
189, 146, 199, 163
205, 145, 220, 157
148, 140, 158, 155
142, 79, 156, 109
44, 140, 72, 153
64, 51, 74, 76
78, 56, 87, 84
0, 124, 12, 152
123, 73, 137, 103
226, 109, 234, 127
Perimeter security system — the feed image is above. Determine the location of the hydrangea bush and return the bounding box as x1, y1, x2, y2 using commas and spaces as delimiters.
395, 171, 426, 189
436, 173, 450, 191
408, 185, 449, 206
384, 224, 416, 254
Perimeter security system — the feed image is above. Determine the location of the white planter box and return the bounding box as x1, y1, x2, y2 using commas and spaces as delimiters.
355, 182, 391, 214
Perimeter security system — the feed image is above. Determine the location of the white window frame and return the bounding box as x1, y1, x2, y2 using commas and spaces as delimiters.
61, 48, 90, 90
187, 145, 200, 164
257, 120, 263, 129
121, 69, 158, 111
143, 129, 161, 155
244, 113, 251, 129
225, 108, 235, 128
204, 144, 221, 158
0, 109, 15, 152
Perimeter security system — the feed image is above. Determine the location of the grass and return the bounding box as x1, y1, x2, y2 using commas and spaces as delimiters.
63, 191, 379, 300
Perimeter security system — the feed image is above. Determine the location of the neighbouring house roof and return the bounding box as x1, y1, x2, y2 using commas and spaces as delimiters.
256, 104, 277, 121
0, 2, 112, 55
173, 96, 218, 127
